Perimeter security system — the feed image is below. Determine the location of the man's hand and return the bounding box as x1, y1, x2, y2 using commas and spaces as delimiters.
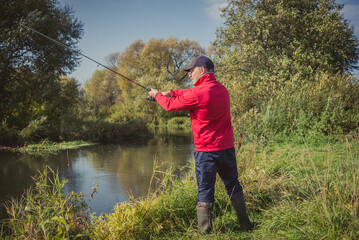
161, 91, 171, 97
148, 88, 159, 98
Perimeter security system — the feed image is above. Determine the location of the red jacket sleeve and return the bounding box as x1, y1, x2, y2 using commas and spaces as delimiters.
155, 89, 199, 111
170, 89, 191, 98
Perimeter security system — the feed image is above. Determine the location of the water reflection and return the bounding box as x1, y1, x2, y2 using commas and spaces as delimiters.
0, 127, 194, 219
0, 151, 70, 220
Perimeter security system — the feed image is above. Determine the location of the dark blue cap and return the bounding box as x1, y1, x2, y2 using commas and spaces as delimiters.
183, 56, 214, 72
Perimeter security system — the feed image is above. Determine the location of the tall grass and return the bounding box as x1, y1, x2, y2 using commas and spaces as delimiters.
241, 137, 359, 239
1, 137, 358, 239
0, 167, 93, 239
93, 137, 358, 239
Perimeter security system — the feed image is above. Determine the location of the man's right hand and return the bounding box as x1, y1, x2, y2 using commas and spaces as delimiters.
161, 91, 171, 97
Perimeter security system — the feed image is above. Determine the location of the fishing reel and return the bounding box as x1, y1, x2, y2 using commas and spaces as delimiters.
146, 95, 155, 101
145, 88, 156, 101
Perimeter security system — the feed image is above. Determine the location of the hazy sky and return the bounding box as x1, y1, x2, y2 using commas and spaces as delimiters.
58, 0, 359, 84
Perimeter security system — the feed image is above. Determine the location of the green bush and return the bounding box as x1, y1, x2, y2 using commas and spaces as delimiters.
19, 116, 48, 142
230, 72, 359, 142
93, 161, 198, 239
1, 167, 93, 239
78, 118, 152, 143
167, 117, 191, 127
0, 123, 21, 146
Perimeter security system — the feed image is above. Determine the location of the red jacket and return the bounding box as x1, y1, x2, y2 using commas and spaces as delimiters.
155, 73, 234, 152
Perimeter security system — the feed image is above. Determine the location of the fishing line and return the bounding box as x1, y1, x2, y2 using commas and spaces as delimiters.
20, 24, 155, 100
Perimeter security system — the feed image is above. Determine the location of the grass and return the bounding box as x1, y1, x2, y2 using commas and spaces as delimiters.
92, 136, 359, 239
1, 136, 358, 239
240, 137, 359, 239
0, 167, 93, 239
16, 140, 96, 155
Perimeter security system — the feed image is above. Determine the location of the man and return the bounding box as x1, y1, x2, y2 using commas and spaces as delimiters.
148, 56, 252, 233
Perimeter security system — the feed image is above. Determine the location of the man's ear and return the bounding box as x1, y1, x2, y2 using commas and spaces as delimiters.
200, 66, 206, 74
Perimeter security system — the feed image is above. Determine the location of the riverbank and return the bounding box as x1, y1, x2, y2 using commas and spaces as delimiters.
1, 136, 358, 239
0, 120, 190, 155
0, 118, 153, 151
93, 136, 359, 239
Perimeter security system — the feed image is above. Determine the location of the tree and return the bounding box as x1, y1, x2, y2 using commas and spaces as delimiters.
214, 0, 359, 136
163, 37, 206, 84
84, 69, 121, 112
216, 0, 358, 76
45, 75, 82, 121
116, 37, 205, 122
84, 37, 205, 123
117, 37, 205, 85
0, 0, 83, 128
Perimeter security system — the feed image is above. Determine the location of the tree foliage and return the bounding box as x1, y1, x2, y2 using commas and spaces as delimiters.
0, 0, 83, 128
84, 70, 120, 112
84, 37, 205, 123
216, 0, 358, 74
213, 0, 359, 138
117, 37, 204, 85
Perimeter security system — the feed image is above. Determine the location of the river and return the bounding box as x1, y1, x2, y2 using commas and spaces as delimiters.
0, 127, 194, 220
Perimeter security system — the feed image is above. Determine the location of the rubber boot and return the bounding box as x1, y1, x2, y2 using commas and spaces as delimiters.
230, 191, 253, 231
196, 202, 214, 234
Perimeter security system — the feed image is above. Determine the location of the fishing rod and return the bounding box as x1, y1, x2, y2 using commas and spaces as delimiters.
20, 24, 155, 101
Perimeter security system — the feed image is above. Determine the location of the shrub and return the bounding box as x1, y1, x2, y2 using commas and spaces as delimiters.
230, 72, 359, 142
1, 167, 93, 239
19, 116, 48, 142
167, 117, 191, 127
93, 162, 199, 239
0, 123, 21, 146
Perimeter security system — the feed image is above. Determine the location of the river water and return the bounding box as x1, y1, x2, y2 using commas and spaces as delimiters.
0, 127, 194, 220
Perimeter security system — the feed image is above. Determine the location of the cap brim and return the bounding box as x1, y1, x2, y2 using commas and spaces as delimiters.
182, 65, 195, 72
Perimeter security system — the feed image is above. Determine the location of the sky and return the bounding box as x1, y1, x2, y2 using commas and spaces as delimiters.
58, 0, 359, 85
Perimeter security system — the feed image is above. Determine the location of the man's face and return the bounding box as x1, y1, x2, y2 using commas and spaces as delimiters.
189, 66, 205, 84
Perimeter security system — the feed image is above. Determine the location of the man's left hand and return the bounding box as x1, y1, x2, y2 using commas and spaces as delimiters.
148, 88, 159, 98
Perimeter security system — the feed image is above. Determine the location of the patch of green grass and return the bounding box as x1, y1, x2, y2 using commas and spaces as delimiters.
94, 137, 359, 239
0, 167, 93, 239
17, 140, 95, 155
2, 136, 358, 239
